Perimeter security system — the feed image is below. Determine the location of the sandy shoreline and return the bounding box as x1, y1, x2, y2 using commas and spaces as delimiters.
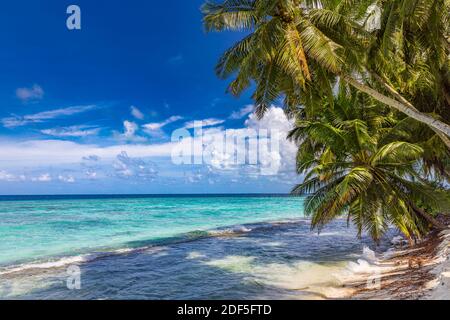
341, 218, 450, 300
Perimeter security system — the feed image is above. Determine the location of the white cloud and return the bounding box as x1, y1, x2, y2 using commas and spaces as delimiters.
115, 120, 146, 142
58, 175, 75, 183
183, 118, 225, 129
0, 107, 299, 184
0, 170, 16, 181
41, 125, 100, 137
31, 173, 52, 182
16, 84, 44, 102
0, 170, 26, 182
143, 115, 183, 131
123, 121, 138, 138
113, 151, 158, 180
130, 106, 145, 120
2, 105, 96, 128
244, 106, 298, 178
181, 107, 297, 179
229, 105, 254, 119
0, 139, 177, 168
85, 170, 98, 180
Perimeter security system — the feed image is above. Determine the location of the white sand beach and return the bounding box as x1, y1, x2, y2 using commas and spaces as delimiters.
341, 217, 450, 300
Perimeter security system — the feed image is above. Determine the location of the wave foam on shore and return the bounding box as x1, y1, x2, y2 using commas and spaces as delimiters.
0, 219, 305, 277
338, 220, 450, 300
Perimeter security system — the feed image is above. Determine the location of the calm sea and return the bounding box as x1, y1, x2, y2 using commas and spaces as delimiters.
0, 194, 386, 299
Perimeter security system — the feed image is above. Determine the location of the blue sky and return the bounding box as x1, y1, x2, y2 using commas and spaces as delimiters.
0, 1, 300, 194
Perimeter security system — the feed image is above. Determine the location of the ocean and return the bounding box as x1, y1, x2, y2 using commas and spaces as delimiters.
0, 194, 386, 299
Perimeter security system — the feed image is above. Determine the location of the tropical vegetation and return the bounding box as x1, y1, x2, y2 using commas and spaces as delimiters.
202, 0, 450, 241
288, 88, 448, 242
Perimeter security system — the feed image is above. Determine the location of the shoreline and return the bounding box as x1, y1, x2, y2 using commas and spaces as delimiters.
1, 214, 449, 300
0, 217, 382, 299
0, 219, 308, 276
342, 217, 450, 300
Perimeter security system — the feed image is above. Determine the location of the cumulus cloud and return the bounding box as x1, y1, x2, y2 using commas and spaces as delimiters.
115, 120, 146, 142
81, 155, 101, 178
245, 106, 298, 177
113, 151, 158, 180
229, 105, 254, 119
16, 84, 44, 103
58, 174, 75, 183
31, 173, 52, 182
1, 169, 79, 184
183, 118, 225, 129
182, 107, 298, 180
0, 170, 26, 182
183, 166, 220, 185
0, 106, 300, 185
130, 106, 145, 120
41, 125, 100, 137
2, 105, 96, 128
123, 121, 138, 138
0, 170, 16, 182
85, 170, 98, 180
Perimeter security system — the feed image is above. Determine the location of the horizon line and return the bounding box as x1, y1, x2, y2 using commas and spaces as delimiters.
0, 192, 300, 197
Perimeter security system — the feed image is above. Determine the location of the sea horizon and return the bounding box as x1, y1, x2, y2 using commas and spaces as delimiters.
0, 193, 302, 201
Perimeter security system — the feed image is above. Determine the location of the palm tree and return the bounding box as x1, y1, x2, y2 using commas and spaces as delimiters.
201, 0, 450, 140
365, 0, 449, 110
288, 91, 448, 242
362, 0, 450, 146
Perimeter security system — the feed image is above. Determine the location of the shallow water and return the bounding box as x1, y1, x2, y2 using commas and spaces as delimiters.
0, 195, 387, 299
0, 195, 304, 266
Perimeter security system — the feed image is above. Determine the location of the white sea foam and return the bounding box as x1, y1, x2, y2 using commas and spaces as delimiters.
211, 225, 253, 235
0, 220, 292, 277
362, 246, 378, 263
202, 254, 351, 299
337, 246, 381, 277
0, 246, 161, 276
186, 251, 207, 259
346, 259, 377, 274
0, 255, 89, 275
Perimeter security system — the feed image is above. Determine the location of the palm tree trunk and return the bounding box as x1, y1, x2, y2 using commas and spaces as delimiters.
371, 73, 450, 149
341, 74, 450, 138
412, 206, 446, 230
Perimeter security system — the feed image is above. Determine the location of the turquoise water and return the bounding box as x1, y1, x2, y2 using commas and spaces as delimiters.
0, 195, 304, 267
0, 195, 388, 299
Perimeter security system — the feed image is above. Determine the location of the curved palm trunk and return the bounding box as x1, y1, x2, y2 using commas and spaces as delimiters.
341, 74, 450, 138
371, 73, 450, 149
411, 205, 446, 230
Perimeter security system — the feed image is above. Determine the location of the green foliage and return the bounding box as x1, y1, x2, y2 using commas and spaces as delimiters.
202, 0, 450, 242
201, 0, 350, 118
289, 92, 450, 242
202, 0, 450, 121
